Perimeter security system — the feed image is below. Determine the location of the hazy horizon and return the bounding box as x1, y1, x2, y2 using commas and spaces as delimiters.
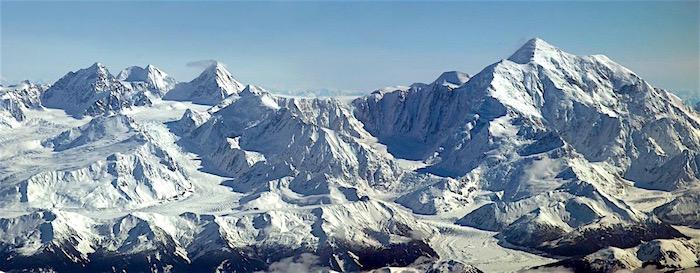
2, 1, 698, 100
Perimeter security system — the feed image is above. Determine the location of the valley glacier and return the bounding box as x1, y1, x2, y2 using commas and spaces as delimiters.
0, 39, 699, 273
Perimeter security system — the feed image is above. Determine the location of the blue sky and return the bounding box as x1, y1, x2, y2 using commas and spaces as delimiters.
1, 1, 698, 99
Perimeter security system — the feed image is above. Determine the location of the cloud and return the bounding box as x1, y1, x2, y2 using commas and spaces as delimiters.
519, 266, 574, 273
255, 253, 330, 273
267, 87, 367, 98
186, 59, 219, 68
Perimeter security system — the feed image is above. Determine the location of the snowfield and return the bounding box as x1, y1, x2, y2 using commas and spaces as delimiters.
0, 39, 699, 273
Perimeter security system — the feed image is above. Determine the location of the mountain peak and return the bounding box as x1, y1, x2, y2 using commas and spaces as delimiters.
42, 63, 152, 117
117, 65, 163, 82
85, 62, 110, 75
239, 84, 266, 96
508, 38, 561, 64
193, 61, 243, 95
433, 71, 470, 87
90, 62, 106, 69
117, 66, 147, 81
163, 61, 244, 105
200, 62, 232, 79
145, 64, 167, 75
116, 65, 176, 95
206, 61, 225, 69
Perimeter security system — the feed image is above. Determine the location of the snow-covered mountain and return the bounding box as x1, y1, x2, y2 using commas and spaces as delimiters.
0, 114, 194, 210
117, 64, 177, 97
41, 63, 152, 117
542, 238, 700, 272
0, 201, 437, 272
163, 62, 244, 105
654, 189, 700, 228
354, 38, 699, 256
177, 84, 408, 195
355, 38, 700, 190
0, 39, 699, 273
270, 87, 368, 98
0, 80, 47, 127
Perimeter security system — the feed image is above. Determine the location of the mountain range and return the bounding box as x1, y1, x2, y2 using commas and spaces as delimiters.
0, 38, 698, 273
